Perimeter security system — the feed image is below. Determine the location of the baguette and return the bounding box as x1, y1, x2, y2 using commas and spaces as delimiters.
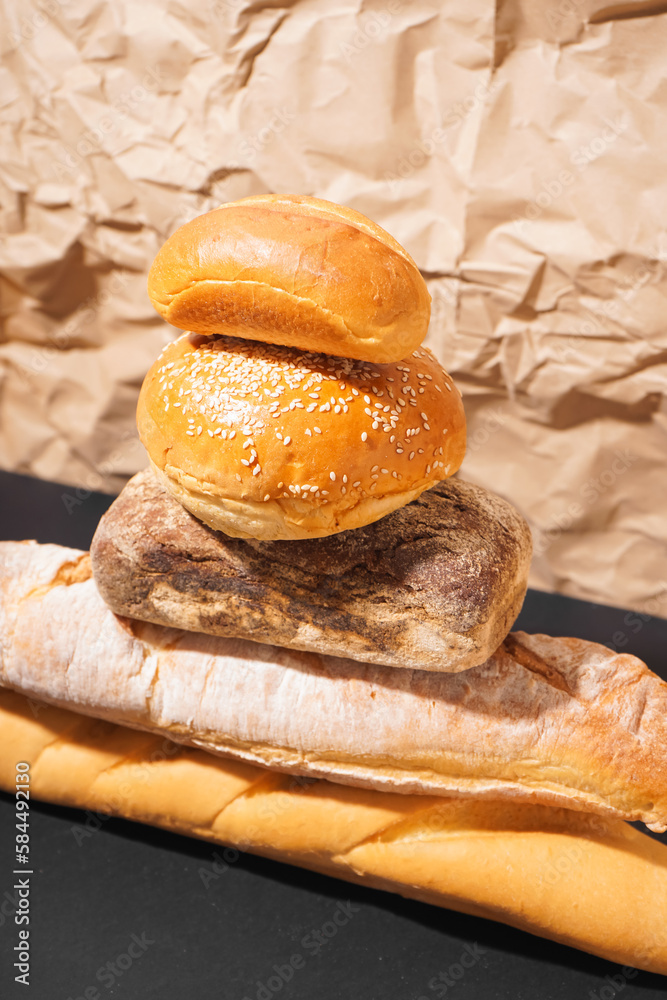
0, 688, 665, 975
90, 468, 532, 673
2, 540, 667, 831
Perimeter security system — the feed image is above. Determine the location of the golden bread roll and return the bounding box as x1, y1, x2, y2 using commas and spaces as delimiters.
147, 194, 431, 363
2, 541, 667, 832
136, 333, 466, 539
1, 688, 666, 975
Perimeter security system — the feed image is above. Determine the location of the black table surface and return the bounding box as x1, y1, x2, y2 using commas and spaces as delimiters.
0, 469, 666, 1000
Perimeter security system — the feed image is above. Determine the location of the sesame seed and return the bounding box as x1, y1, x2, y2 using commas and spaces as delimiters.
235, 474, 242, 482
364, 395, 371, 404
284, 436, 291, 446
264, 494, 270, 501
314, 427, 322, 434
342, 475, 347, 483
241, 459, 249, 466
330, 472, 336, 481
409, 451, 415, 460
305, 428, 312, 436
445, 383, 452, 391
353, 480, 361, 487
381, 468, 388, 474
361, 432, 367, 442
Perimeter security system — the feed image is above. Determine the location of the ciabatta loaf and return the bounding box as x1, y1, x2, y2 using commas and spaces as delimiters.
90, 469, 532, 672
0, 688, 665, 975
1, 541, 667, 831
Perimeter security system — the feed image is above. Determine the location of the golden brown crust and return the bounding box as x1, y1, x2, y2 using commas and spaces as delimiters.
1, 688, 666, 975
147, 194, 431, 363
136, 334, 466, 539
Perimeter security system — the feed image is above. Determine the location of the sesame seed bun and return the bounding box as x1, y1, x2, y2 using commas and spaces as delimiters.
147, 194, 431, 364
137, 334, 467, 540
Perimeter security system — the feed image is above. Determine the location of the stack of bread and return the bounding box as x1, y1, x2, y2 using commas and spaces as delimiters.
1, 195, 666, 976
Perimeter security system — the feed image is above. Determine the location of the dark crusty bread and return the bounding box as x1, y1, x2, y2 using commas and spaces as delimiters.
90, 468, 532, 672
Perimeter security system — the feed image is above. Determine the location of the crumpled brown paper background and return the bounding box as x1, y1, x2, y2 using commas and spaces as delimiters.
1, 0, 666, 618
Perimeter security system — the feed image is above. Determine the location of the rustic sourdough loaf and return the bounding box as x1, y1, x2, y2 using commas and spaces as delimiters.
90, 468, 532, 673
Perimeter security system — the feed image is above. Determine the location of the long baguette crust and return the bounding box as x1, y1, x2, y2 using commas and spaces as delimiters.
1, 541, 667, 831
0, 688, 665, 975
90, 469, 532, 673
